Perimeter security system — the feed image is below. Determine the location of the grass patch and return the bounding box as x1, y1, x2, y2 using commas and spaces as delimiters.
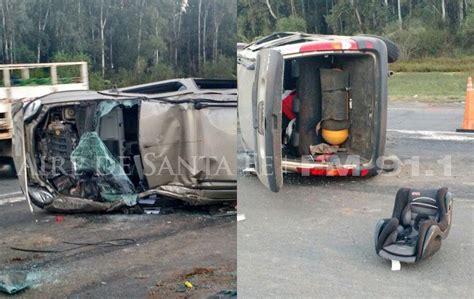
391, 57, 474, 72
388, 72, 471, 102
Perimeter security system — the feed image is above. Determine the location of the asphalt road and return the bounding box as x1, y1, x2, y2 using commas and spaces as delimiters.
387, 101, 464, 131
237, 101, 474, 298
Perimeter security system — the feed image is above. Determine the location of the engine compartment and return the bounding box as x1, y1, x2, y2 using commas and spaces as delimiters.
35, 101, 143, 203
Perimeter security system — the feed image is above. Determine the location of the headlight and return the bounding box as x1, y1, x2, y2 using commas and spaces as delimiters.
23, 99, 42, 122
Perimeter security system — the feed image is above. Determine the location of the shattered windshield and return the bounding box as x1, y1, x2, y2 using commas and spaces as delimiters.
71, 131, 137, 206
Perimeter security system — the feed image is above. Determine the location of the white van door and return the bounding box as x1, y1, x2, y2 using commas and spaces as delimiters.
253, 49, 284, 192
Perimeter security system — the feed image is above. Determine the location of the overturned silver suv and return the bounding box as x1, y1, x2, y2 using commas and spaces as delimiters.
238, 32, 399, 192
12, 78, 237, 213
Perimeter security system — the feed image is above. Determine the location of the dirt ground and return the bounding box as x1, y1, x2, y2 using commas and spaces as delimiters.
0, 203, 236, 298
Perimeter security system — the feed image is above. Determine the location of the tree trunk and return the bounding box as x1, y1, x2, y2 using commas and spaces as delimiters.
441, 0, 446, 22
313, 0, 318, 33
88, 3, 95, 41
10, 2, 14, 63
77, 0, 83, 51
203, 1, 209, 67
36, 0, 51, 63
172, 14, 177, 66
100, 0, 107, 78
198, 0, 202, 73
214, 19, 219, 62
290, 0, 297, 17
212, 0, 225, 62
1, 0, 9, 63
290, 0, 296, 17
397, 0, 402, 30
300, 0, 306, 19
154, 9, 160, 65
352, 0, 363, 32
176, 13, 182, 66
109, 33, 113, 69
265, 0, 277, 20
136, 0, 146, 74
459, 0, 464, 24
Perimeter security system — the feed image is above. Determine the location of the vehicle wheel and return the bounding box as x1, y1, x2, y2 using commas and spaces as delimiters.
358, 34, 400, 63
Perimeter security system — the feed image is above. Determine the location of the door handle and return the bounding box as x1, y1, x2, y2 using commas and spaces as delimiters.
257, 101, 265, 135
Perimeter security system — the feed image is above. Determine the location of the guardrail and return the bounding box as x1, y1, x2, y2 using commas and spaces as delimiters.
0, 61, 89, 99
0, 62, 89, 149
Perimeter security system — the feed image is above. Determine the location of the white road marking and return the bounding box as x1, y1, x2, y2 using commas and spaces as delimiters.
0, 196, 26, 205
388, 129, 474, 141
0, 191, 23, 199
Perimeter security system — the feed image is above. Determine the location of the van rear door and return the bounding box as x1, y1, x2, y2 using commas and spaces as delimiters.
253, 49, 284, 192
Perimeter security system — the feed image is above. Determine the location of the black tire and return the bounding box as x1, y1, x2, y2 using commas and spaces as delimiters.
358, 34, 400, 63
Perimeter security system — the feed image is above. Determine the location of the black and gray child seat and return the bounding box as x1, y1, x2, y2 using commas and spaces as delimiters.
375, 188, 453, 263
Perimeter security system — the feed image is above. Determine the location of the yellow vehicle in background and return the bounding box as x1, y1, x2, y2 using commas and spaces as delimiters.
0, 62, 88, 171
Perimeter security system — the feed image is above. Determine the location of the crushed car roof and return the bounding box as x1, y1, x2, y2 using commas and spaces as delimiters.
34, 89, 138, 104
113, 78, 237, 99
33, 78, 237, 104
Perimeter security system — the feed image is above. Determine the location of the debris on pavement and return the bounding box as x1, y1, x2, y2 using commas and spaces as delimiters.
184, 280, 193, 288
151, 266, 235, 297
182, 267, 215, 279
382, 155, 402, 172
175, 283, 187, 293
209, 206, 237, 217
208, 289, 237, 299
143, 207, 161, 215
10, 238, 136, 253
391, 260, 401, 271
237, 214, 246, 222
134, 274, 150, 280
0, 271, 39, 294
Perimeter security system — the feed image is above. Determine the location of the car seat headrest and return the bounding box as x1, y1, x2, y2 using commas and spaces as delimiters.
408, 189, 439, 214
400, 189, 440, 227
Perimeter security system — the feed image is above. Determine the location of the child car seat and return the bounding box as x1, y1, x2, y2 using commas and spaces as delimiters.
375, 187, 453, 263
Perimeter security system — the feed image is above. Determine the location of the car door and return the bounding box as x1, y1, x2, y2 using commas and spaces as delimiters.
237, 51, 257, 152
10, 100, 33, 210
252, 49, 284, 192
